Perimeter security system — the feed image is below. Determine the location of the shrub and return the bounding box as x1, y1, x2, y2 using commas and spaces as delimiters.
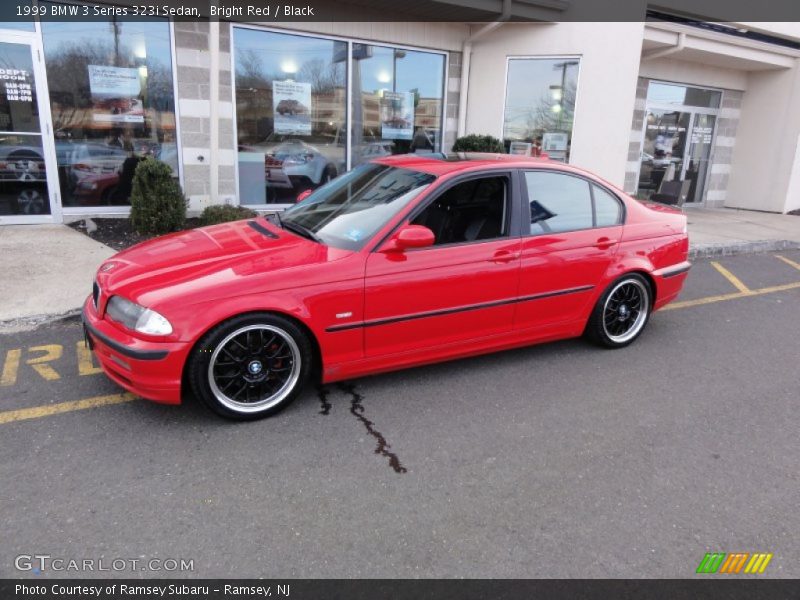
129, 157, 187, 235
199, 204, 257, 226
452, 134, 505, 153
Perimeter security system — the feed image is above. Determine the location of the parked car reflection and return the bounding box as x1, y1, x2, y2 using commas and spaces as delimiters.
0, 142, 48, 215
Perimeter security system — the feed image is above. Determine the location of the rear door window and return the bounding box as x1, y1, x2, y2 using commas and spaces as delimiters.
523, 171, 593, 234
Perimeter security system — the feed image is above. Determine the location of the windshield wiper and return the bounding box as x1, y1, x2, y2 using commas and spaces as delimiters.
281, 219, 323, 244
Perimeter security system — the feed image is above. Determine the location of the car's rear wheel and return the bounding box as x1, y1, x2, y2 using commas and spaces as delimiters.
322, 164, 336, 184
188, 313, 313, 420
585, 274, 651, 348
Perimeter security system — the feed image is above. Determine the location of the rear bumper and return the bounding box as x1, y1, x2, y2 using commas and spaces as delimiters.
82, 296, 190, 404
653, 261, 692, 310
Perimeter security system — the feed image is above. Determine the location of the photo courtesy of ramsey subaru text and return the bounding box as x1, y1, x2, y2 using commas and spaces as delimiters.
82, 154, 690, 420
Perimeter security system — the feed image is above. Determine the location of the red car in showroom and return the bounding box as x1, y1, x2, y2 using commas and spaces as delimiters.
83, 154, 690, 420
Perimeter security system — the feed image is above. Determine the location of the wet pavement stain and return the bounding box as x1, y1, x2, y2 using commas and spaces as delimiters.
336, 382, 408, 474
316, 385, 332, 415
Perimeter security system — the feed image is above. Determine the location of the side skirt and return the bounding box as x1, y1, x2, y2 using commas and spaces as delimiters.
321, 319, 586, 383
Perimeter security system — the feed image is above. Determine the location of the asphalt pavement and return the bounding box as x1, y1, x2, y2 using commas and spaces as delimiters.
2, 250, 799, 579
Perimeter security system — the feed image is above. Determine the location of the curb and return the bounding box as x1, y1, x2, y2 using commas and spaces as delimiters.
689, 239, 800, 259
0, 309, 82, 334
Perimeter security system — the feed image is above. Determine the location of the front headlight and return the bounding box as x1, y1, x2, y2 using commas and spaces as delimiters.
106, 296, 173, 336
283, 153, 312, 165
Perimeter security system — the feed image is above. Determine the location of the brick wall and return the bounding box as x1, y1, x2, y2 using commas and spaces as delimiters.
445, 51, 462, 153
173, 21, 236, 211
706, 90, 742, 208
623, 77, 648, 195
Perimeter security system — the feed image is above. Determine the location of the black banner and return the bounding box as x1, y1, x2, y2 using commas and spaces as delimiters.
2, 579, 800, 600
1, 0, 800, 22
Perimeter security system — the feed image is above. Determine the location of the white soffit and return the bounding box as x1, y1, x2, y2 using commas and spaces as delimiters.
643, 23, 797, 71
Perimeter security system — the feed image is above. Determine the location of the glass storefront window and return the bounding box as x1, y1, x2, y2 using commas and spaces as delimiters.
503, 57, 580, 162
0, 22, 36, 32
233, 28, 446, 205
0, 1, 36, 31
234, 28, 347, 205
41, 6, 177, 208
646, 82, 721, 109
351, 44, 444, 167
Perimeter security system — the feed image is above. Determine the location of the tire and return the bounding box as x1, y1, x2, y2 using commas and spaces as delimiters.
188, 313, 314, 420
322, 165, 337, 184
8, 150, 43, 182
17, 188, 45, 214
585, 274, 652, 349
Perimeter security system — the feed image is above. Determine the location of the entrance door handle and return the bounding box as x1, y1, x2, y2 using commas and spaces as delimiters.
490, 250, 520, 264
594, 237, 617, 250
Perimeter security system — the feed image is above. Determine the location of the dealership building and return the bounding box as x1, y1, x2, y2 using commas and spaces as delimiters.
1, 1, 800, 225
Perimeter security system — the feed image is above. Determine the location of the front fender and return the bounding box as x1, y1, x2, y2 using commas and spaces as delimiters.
171, 281, 365, 370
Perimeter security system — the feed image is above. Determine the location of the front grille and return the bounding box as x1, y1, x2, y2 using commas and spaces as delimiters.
92, 280, 100, 309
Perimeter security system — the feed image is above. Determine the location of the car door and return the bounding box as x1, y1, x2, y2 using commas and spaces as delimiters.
364, 172, 522, 358
514, 170, 624, 332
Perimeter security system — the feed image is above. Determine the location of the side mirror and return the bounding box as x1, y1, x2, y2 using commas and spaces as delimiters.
383, 225, 435, 252
296, 189, 313, 203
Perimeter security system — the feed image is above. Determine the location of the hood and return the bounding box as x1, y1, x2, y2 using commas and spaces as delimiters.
96, 218, 353, 309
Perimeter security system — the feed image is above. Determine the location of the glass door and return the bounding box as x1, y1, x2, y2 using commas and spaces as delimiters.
637, 108, 690, 200
682, 113, 716, 205
0, 34, 60, 223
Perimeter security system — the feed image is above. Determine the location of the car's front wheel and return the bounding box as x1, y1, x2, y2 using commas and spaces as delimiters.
188, 313, 313, 420
585, 274, 651, 348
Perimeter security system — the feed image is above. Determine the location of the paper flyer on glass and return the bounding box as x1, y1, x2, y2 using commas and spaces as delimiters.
273, 80, 312, 135
87, 65, 144, 123
380, 91, 414, 140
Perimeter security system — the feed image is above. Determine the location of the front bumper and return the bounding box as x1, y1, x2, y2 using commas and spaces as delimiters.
82, 296, 190, 404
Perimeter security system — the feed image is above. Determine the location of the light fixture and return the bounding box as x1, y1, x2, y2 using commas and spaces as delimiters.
281, 60, 298, 74
549, 84, 562, 100
377, 70, 391, 83
551, 104, 562, 113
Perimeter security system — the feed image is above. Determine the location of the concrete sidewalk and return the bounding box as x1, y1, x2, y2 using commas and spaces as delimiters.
685, 207, 800, 258
0, 225, 114, 331
0, 208, 798, 331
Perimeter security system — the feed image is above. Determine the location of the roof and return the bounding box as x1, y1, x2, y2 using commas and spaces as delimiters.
375, 152, 574, 177
374, 153, 626, 196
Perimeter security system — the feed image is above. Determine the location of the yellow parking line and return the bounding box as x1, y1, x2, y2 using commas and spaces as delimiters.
0, 392, 136, 425
775, 254, 800, 271
710, 261, 753, 294
664, 280, 800, 310
3, 272, 800, 426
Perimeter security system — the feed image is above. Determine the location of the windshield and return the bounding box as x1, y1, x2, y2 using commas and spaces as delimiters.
281, 163, 435, 250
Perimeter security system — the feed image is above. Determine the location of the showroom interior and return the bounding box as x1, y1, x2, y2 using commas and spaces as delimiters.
1, 2, 799, 226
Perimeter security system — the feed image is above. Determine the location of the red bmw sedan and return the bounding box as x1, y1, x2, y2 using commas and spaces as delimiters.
82, 154, 690, 420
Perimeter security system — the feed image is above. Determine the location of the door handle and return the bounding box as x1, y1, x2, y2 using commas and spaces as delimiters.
490, 250, 520, 264
594, 237, 617, 250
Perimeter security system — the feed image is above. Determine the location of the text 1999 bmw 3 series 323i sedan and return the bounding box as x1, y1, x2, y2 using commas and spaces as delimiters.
82, 154, 690, 420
